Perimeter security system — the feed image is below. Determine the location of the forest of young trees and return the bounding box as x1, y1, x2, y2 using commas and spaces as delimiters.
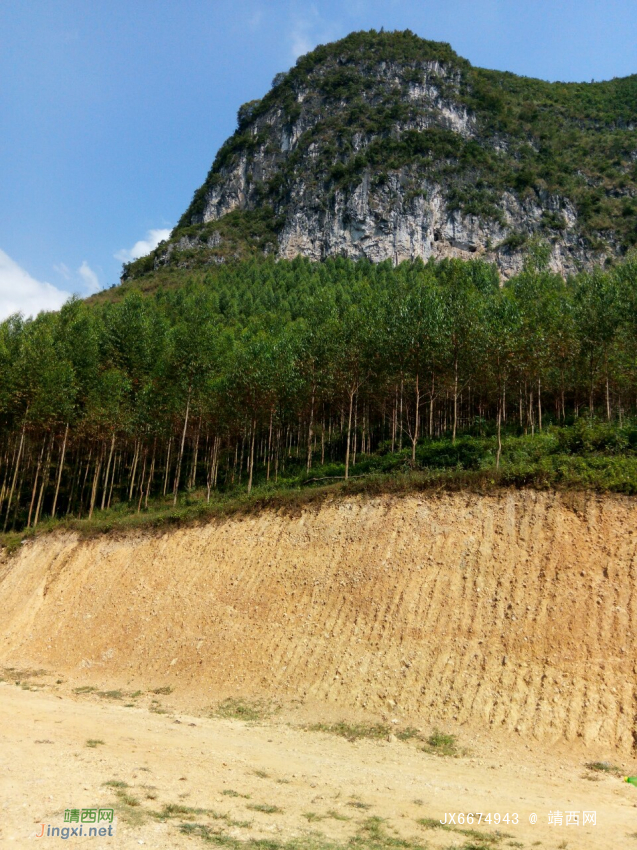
1, 246, 637, 531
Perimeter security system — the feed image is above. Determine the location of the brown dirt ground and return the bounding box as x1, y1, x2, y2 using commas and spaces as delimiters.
0, 679, 636, 848
1, 489, 637, 847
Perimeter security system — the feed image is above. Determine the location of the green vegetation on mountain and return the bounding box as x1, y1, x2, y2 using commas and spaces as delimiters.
2, 31, 637, 542
3, 249, 637, 540
124, 29, 637, 280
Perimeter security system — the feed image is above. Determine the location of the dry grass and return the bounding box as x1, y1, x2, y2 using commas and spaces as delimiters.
212, 697, 277, 723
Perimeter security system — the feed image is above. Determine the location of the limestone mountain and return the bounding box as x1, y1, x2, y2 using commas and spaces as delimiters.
124, 29, 637, 280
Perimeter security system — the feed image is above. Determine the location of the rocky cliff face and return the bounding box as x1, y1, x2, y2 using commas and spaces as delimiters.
125, 30, 637, 280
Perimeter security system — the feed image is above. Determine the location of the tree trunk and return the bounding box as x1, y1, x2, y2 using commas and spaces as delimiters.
128, 440, 140, 501
412, 372, 420, 463
108, 453, 119, 509
173, 390, 191, 506
352, 394, 358, 468
88, 453, 103, 520
247, 418, 256, 494
344, 389, 355, 480
27, 434, 47, 528
267, 409, 273, 481
144, 441, 156, 510
78, 448, 93, 518
101, 431, 116, 511
163, 437, 172, 497
306, 388, 315, 471
3, 421, 26, 532
452, 354, 459, 444
51, 423, 68, 519
398, 379, 403, 450
189, 417, 201, 489
137, 448, 148, 512
34, 435, 53, 527
496, 401, 502, 470
391, 386, 397, 453
206, 435, 219, 502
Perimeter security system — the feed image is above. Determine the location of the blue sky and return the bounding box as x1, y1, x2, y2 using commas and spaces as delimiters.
1, 0, 636, 318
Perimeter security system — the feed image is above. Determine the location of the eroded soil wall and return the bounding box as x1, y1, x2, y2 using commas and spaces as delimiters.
1, 490, 636, 750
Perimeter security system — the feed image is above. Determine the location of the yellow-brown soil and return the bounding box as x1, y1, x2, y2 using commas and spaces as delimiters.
1, 489, 637, 754
2, 682, 637, 849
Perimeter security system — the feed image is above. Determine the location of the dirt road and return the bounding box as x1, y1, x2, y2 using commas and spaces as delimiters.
1, 680, 636, 849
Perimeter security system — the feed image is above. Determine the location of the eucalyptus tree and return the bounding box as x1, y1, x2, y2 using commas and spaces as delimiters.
330, 294, 379, 479
166, 292, 222, 504
483, 288, 521, 466
510, 244, 568, 431
573, 267, 622, 419
437, 259, 494, 443
225, 320, 299, 493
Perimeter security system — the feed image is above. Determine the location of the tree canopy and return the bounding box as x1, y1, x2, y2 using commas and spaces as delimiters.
2, 252, 637, 530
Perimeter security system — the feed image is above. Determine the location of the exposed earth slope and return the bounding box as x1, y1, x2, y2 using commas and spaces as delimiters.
2, 489, 636, 753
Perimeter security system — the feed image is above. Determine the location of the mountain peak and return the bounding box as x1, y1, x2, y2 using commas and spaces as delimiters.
123, 29, 637, 280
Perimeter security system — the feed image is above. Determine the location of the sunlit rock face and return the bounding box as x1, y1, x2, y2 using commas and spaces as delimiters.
128, 31, 634, 280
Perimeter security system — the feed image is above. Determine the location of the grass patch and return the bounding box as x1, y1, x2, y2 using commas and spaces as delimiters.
584, 760, 621, 774
306, 721, 421, 743
118, 792, 141, 807
157, 803, 209, 820
97, 689, 124, 700
103, 783, 145, 826
326, 809, 350, 821
85, 739, 105, 748
422, 729, 463, 757
247, 803, 283, 814
152, 686, 174, 695
154, 802, 252, 830
417, 816, 509, 844
212, 697, 276, 723
177, 813, 440, 847
111, 793, 146, 828
73, 686, 96, 694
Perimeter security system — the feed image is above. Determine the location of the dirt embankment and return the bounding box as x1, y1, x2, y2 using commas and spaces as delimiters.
1, 490, 636, 752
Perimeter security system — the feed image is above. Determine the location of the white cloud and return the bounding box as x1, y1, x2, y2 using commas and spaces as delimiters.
288, 6, 343, 61
0, 249, 71, 320
53, 262, 71, 280
115, 228, 172, 264
291, 29, 313, 59
78, 261, 101, 294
